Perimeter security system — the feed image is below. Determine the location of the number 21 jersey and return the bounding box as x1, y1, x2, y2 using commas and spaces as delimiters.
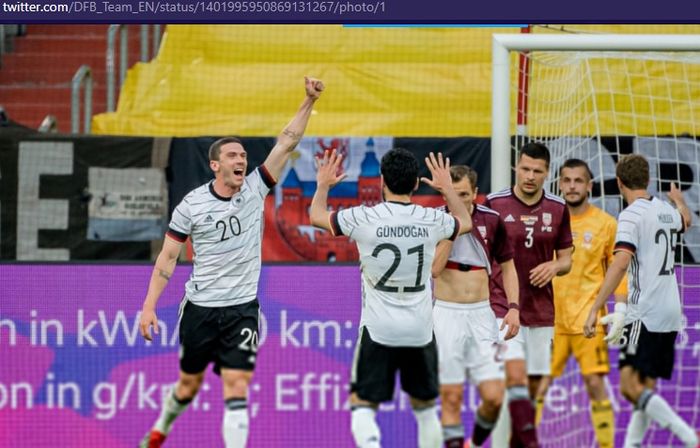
330, 202, 459, 347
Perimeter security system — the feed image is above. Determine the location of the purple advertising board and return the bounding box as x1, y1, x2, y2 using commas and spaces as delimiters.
0, 264, 698, 447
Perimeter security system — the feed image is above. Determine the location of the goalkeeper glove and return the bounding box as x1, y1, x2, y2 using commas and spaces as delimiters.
600, 302, 627, 344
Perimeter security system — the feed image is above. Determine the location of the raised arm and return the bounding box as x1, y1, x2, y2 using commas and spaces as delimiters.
310, 150, 347, 231
139, 236, 183, 341
420, 152, 472, 235
263, 77, 324, 181
668, 182, 692, 230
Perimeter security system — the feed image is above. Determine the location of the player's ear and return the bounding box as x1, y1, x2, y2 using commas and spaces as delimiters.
413, 178, 419, 192
210, 159, 220, 173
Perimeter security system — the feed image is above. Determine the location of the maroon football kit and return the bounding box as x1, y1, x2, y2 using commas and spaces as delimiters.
485, 188, 573, 326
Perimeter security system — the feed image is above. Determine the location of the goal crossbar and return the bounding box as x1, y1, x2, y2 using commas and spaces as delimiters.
491, 33, 700, 192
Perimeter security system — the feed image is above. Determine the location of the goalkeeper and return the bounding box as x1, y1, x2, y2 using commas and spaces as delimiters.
541, 159, 626, 448
584, 154, 697, 448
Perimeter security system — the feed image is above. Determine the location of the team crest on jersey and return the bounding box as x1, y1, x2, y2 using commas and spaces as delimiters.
478, 226, 487, 238
540, 212, 553, 232
582, 231, 593, 249
520, 215, 538, 226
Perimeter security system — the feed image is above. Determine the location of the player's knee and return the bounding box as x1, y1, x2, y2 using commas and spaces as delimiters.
440, 389, 462, 414
480, 388, 504, 416
176, 373, 204, 399
505, 362, 528, 386
222, 376, 250, 398
583, 374, 606, 398
619, 380, 643, 404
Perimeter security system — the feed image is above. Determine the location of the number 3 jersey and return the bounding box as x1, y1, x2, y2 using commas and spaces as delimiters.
166, 166, 276, 307
614, 197, 685, 332
486, 188, 573, 327
330, 202, 460, 347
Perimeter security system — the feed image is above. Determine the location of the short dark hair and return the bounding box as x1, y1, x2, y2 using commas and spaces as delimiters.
519, 142, 551, 168
450, 165, 478, 190
616, 154, 649, 190
381, 148, 419, 195
209, 137, 244, 161
559, 158, 593, 180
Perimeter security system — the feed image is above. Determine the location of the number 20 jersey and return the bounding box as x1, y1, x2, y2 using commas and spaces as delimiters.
614, 197, 685, 332
167, 166, 276, 308
330, 202, 460, 347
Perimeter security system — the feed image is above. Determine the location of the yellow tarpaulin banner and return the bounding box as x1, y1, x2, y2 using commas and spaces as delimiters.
92, 25, 700, 137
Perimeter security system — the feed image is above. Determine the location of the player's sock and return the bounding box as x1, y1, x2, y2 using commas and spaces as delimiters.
153, 390, 192, 436
442, 423, 464, 448
471, 409, 496, 446
508, 386, 538, 448
640, 389, 699, 447
491, 389, 511, 448
624, 409, 649, 448
590, 399, 614, 448
351, 406, 381, 448
413, 405, 442, 448
223, 398, 249, 448
534, 397, 545, 426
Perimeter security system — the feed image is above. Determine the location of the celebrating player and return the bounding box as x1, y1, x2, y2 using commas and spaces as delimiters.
138, 77, 324, 448
310, 148, 472, 448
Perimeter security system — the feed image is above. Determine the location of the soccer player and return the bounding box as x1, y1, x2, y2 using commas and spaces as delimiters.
310, 149, 472, 448
431, 165, 521, 448
584, 154, 698, 448
546, 158, 627, 448
137, 77, 325, 448
486, 142, 573, 448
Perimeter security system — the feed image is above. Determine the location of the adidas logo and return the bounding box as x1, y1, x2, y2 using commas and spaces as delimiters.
204, 215, 214, 223
504, 214, 515, 222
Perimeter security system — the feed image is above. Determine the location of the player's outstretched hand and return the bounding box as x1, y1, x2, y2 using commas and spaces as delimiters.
420, 152, 452, 194
501, 308, 520, 340
599, 302, 627, 344
139, 307, 159, 342
316, 149, 347, 189
305, 76, 324, 100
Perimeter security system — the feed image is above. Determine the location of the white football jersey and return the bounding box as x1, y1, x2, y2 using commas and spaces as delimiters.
615, 197, 685, 331
331, 202, 460, 346
167, 167, 276, 307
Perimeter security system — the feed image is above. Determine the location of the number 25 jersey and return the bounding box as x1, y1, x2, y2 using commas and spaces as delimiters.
330, 202, 460, 347
614, 197, 685, 332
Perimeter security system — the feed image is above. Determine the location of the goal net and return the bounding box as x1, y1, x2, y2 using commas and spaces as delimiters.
492, 33, 700, 447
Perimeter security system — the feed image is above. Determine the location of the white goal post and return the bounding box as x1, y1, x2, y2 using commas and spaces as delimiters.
490, 33, 700, 192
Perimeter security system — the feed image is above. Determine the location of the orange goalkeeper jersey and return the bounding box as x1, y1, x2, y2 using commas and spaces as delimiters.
553, 205, 628, 334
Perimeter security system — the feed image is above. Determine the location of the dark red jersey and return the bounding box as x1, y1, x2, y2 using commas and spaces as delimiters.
485, 188, 573, 326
